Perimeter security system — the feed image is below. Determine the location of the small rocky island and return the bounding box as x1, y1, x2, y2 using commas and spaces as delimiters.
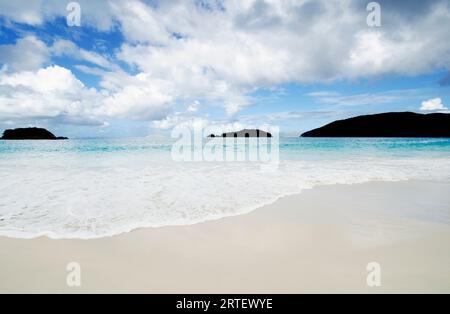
1, 127, 68, 140
301, 112, 450, 138
208, 129, 272, 138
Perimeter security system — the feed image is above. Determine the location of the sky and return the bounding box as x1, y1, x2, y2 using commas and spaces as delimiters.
0, 0, 449, 138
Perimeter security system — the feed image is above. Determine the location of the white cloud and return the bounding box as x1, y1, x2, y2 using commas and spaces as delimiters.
0, 65, 84, 93
113, 0, 450, 116
3, 1, 450, 85
152, 113, 255, 135
109, 0, 171, 44
0, 66, 101, 120
0, 0, 117, 31
100, 73, 173, 120
1, 0, 450, 126
307, 89, 427, 107
0, 37, 113, 74
0, 65, 173, 123
0, 1, 44, 25
52, 40, 113, 69
420, 98, 448, 111
0, 36, 50, 72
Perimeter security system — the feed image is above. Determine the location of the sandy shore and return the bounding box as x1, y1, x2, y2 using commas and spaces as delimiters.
1, 180, 449, 293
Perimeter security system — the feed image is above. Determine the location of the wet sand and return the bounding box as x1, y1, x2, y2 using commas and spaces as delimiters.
0, 180, 449, 293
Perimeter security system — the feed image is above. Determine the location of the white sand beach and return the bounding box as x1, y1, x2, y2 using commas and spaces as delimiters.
0, 180, 449, 294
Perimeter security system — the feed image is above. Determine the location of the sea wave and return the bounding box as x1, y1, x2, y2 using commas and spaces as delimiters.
1, 151, 449, 239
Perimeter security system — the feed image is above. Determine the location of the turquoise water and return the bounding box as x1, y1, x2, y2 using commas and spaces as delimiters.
0, 137, 449, 239
1, 137, 449, 156
280, 137, 450, 159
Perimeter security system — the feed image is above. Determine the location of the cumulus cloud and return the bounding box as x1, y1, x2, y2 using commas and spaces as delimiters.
0, 36, 50, 72
115, 0, 450, 83
99, 73, 173, 120
307, 89, 427, 107
51, 40, 114, 69
0, 0, 117, 30
0, 66, 101, 120
420, 98, 448, 111
1, 0, 450, 127
3, 1, 450, 82
0, 37, 113, 73
0, 1, 44, 25
0, 65, 173, 124
113, 0, 450, 116
152, 113, 260, 136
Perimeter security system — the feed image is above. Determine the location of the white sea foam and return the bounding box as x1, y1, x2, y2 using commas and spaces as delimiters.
0, 140, 449, 239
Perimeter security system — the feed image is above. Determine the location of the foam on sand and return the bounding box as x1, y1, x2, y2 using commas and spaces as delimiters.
0, 138, 449, 239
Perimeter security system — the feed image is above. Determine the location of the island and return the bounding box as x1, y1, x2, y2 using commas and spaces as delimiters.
1, 127, 68, 140
208, 129, 272, 138
301, 112, 450, 138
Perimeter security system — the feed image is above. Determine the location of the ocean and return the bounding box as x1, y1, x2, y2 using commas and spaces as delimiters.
1, 137, 449, 239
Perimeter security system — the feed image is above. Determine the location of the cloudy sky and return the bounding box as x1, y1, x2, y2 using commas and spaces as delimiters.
0, 0, 449, 137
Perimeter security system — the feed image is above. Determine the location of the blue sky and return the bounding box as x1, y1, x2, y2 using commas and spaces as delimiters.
0, 0, 449, 138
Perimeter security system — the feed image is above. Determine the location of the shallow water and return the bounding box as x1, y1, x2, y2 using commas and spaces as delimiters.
0, 137, 449, 239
